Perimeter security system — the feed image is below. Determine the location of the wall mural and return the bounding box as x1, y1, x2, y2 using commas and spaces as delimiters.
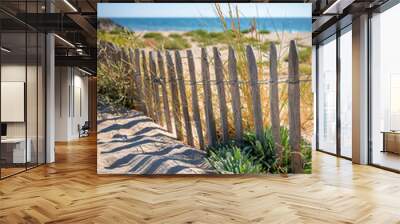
97, 3, 313, 175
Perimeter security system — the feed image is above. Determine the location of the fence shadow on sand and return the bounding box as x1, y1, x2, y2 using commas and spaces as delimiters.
97, 111, 215, 175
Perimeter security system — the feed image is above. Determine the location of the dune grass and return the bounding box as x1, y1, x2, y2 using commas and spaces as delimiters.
97, 30, 145, 49
142, 32, 192, 50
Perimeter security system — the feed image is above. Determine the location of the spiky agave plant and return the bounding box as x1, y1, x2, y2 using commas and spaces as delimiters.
242, 128, 276, 173
242, 126, 311, 174
206, 144, 263, 174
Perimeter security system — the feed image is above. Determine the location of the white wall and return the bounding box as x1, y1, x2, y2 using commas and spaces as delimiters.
72, 73, 89, 137
1, 65, 26, 139
55, 66, 70, 141
1, 63, 46, 164
55, 67, 89, 141
46, 32, 55, 163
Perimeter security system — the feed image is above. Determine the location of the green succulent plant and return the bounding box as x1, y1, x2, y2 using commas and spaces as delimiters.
206, 145, 263, 174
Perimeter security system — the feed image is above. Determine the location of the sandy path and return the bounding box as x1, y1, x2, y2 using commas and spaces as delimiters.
97, 110, 215, 175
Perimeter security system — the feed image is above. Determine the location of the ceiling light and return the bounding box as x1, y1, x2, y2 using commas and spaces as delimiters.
76, 48, 84, 55
63, 0, 78, 12
78, 68, 92, 76
1, 47, 11, 53
54, 34, 75, 48
323, 0, 354, 15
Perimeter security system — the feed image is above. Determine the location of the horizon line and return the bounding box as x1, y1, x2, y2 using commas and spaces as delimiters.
98, 16, 311, 19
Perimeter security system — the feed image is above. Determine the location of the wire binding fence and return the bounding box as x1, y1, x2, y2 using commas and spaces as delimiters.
99, 40, 306, 173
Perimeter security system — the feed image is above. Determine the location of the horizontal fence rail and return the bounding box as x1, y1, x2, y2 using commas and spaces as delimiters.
99, 40, 306, 173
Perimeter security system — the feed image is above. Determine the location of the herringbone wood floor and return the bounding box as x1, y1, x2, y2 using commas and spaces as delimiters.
1, 136, 400, 224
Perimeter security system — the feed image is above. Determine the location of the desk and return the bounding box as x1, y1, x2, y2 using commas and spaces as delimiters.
1, 138, 31, 163
382, 131, 400, 154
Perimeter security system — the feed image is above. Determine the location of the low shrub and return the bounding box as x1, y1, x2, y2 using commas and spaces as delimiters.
163, 37, 191, 50
97, 30, 145, 49
141, 32, 191, 50
169, 33, 182, 39
184, 29, 236, 46
259, 29, 270, 34
143, 32, 164, 40
239, 29, 269, 35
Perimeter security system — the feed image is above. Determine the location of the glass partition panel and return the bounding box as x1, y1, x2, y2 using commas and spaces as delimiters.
27, 31, 38, 169
1, 31, 27, 177
339, 27, 352, 158
0, 1, 46, 179
38, 32, 45, 165
371, 4, 400, 171
317, 35, 337, 154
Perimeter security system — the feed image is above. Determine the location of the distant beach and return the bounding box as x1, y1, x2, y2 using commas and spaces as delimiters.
109, 17, 311, 32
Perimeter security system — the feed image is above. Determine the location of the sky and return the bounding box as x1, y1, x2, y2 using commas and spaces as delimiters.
98, 3, 311, 18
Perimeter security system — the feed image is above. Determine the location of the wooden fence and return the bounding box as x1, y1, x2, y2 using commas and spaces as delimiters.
100, 41, 304, 173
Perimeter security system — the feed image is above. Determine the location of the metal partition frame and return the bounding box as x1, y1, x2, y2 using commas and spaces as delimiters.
0, 1, 47, 180
315, 21, 353, 161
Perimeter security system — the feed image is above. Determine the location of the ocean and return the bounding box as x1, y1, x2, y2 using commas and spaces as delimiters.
110, 17, 311, 33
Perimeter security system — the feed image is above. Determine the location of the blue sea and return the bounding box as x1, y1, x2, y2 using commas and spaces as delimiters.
110, 17, 311, 33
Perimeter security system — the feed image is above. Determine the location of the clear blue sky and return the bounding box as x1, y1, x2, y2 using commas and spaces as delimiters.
98, 3, 311, 18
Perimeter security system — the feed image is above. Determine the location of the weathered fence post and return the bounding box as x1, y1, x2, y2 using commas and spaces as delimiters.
228, 47, 243, 141
269, 43, 282, 161
149, 51, 162, 125
175, 51, 194, 146
288, 40, 303, 173
201, 48, 217, 146
166, 51, 183, 140
130, 50, 137, 105
157, 51, 173, 133
187, 50, 205, 149
141, 50, 155, 120
132, 49, 147, 114
246, 45, 264, 140
122, 48, 134, 107
213, 47, 229, 143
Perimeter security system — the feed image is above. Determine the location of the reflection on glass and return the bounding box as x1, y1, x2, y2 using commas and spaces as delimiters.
371, 4, 400, 171
318, 36, 337, 154
340, 28, 352, 158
